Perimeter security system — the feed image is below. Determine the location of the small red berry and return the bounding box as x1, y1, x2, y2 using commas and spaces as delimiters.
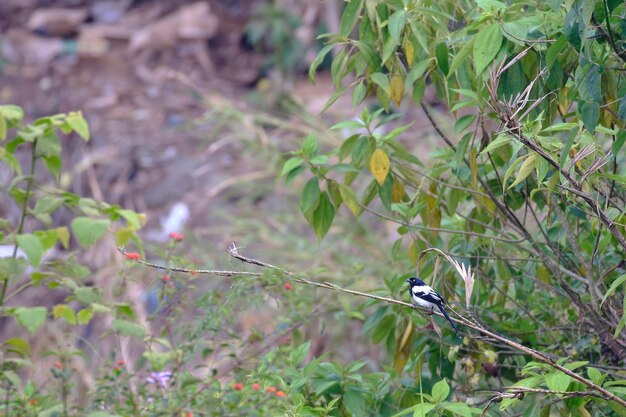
276, 390, 286, 397
266, 387, 276, 393
283, 282, 293, 290
52, 362, 63, 369
169, 232, 184, 241
232, 383, 244, 391
252, 383, 261, 390
116, 360, 125, 366
162, 275, 171, 282
125, 252, 141, 260
184, 412, 193, 417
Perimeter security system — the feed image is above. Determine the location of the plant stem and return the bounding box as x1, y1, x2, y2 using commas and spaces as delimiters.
0, 138, 37, 306
135, 245, 626, 409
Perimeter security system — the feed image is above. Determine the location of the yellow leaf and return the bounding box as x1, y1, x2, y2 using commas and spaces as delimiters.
399, 320, 413, 351
369, 148, 390, 185
390, 74, 404, 107
391, 176, 405, 202
116, 227, 134, 246
408, 239, 422, 266
469, 147, 478, 188
508, 153, 537, 189
404, 41, 414, 68
394, 320, 413, 373
338, 184, 360, 217
55, 227, 70, 249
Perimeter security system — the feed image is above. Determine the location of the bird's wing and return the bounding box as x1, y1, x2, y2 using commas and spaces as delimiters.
412, 285, 444, 305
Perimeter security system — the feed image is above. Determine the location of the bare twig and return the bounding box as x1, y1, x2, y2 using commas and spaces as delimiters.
119, 246, 626, 409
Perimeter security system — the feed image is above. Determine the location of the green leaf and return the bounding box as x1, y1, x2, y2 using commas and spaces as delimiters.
473, 24, 503, 74
71, 217, 110, 248
454, 114, 475, 133
432, 379, 450, 403
442, 402, 473, 417
338, 183, 360, 216
435, 42, 449, 76
388, 10, 407, 43
577, 65, 601, 103
340, 0, 364, 36
3, 337, 31, 357
312, 192, 335, 240
480, 133, 511, 155
281, 156, 304, 177
111, 319, 145, 338
301, 178, 321, 218
546, 35, 567, 67
0, 105, 24, 130
580, 101, 599, 133
77, 308, 94, 325
14, 307, 47, 334
0, 113, 6, 140
370, 72, 390, 94
65, 111, 90, 141
600, 273, 626, 306
612, 130, 626, 157
587, 367, 605, 386
508, 153, 537, 189
15, 233, 44, 267
42, 155, 62, 180
53, 304, 76, 325
564, 4, 582, 50
302, 134, 320, 158
343, 389, 365, 416
405, 59, 431, 91
352, 82, 367, 107
412, 403, 435, 417
371, 314, 395, 342
545, 371, 571, 392
309, 44, 335, 83
448, 37, 475, 76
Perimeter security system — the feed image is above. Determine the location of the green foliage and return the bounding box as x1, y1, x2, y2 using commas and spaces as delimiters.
287, 0, 626, 415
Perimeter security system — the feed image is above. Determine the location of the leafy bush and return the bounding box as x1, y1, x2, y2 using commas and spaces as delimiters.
3, 0, 626, 416
288, 0, 626, 415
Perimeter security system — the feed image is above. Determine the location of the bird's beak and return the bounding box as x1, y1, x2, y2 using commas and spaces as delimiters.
405, 278, 410, 283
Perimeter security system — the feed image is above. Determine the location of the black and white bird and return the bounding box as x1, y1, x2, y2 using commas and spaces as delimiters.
406, 277, 460, 338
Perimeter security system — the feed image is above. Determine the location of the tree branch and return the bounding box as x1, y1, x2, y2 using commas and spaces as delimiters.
118, 246, 626, 409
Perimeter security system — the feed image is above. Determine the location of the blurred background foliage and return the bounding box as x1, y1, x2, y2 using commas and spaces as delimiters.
1, 0, 626, 416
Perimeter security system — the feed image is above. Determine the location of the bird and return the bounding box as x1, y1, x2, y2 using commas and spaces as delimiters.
406, 277, 461, 338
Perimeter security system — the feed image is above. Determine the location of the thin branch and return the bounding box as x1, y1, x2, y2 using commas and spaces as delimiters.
119, 246, 626, 409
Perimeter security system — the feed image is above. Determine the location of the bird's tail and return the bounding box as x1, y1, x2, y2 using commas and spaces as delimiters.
437, 304, 461, 338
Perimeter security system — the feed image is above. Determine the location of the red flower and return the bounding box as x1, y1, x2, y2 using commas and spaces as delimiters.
125, 252, 141, 260
184, 412, 193, 417
116, 360, 125, 366
232, 383, 244, 391
252, 383, 261, 391
276, 390, 286, 397
52, 362, 63, 369
283, 282, 293, 290
162, 275, 171, 282
169, 232, 184, 241
266, 386, 276, 393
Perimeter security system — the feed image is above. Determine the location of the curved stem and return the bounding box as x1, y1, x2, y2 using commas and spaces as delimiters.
0, 138, 37, 306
